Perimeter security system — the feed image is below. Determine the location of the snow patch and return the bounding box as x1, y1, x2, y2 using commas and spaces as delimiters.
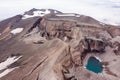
54, 11, 58, 13
0, 67, 18, 78
44, 9, 51, 14
11, 28, 23, 35
22, 9, 50, 19
0, 56, 22, 71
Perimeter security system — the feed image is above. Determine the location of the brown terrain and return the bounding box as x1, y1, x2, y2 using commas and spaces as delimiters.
0, 9, 120, 80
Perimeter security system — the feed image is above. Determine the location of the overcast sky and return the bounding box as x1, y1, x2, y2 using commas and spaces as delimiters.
0, 0, 120, 25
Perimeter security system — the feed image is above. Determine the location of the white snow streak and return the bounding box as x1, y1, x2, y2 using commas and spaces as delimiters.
56, 13, 81, 17
95, 56, 102, 62
11, 28, 23, 35
0, 56, 22, 71
0, 67, 18, 78
56, 14, 75, 17
0, 56, 21, 78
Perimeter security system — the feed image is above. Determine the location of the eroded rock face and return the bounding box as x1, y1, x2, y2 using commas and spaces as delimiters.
0, 9, 120, 80
79, 38, 106, 53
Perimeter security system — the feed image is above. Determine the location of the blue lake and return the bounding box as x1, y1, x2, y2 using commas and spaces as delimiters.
86, 56, 103, 73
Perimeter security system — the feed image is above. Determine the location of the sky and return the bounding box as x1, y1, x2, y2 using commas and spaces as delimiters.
0, 0, 120, 25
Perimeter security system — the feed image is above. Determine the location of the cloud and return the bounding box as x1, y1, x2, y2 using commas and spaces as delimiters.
109, 0, 120, 3
0, 0, 120, 25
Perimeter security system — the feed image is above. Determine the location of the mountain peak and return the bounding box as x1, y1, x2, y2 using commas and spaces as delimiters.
22, 8, 62, 19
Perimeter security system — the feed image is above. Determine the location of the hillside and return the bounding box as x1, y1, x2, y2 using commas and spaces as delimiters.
0, 9, 120, 80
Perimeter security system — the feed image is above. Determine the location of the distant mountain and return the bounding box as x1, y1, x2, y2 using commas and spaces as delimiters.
0, 8, 120, 80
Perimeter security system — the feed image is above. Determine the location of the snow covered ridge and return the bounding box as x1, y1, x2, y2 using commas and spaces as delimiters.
0, 56, 22, 78
11, 28, 23, 35
22, 9, 51, 19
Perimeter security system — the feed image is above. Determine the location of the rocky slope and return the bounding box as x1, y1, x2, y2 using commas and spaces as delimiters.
0, 9, 120, 80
